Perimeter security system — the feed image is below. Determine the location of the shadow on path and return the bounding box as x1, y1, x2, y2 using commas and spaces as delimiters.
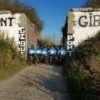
20, 64, 69, 100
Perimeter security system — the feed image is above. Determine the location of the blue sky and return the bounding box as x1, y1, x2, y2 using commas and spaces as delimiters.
20, 0, 85, 43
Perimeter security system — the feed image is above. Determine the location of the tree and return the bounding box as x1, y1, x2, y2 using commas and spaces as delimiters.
38, 36, 54, 47
85, 0, 100, 8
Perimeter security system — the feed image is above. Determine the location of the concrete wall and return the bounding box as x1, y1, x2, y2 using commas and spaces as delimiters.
73, 11, 100, 46
0, 11, 40, 58
64, 8, 100, 55
68, 8, 100, 46
19, 14, 40, 48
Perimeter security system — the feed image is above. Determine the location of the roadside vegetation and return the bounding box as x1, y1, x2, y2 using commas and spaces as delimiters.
0, 0, 43, 81
63, 32, 100, 100
0, 33, 28, 81
38, 36, 55, 47
63, 1, 100, 100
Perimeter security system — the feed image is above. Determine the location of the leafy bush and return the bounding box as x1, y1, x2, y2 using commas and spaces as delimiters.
63, 32, 100, 100
85, 0, 100, 8
0, 33, 27, 80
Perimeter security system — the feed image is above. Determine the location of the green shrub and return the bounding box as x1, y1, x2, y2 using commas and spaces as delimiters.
0, 33, 28, 81
63, 32, 100, 100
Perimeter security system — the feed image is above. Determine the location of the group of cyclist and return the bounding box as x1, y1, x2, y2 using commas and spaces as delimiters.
28, 45, 67, 65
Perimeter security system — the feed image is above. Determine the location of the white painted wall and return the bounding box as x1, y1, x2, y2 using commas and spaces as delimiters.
0, 13, 20, 43
0, 12, 26, 55
72, 11, 100, 46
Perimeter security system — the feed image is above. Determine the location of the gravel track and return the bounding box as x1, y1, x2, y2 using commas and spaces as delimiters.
0, 64, 69, 100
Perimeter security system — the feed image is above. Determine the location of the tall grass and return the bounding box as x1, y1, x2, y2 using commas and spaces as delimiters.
63, 31, 100, 100
0, 32, 28, 81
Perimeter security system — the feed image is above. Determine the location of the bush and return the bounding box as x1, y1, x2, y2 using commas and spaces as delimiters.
63, 32, 100, 100
0, 33, 27, 81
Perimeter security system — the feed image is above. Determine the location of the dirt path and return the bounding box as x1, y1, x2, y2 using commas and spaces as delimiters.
0, 64, 69, 100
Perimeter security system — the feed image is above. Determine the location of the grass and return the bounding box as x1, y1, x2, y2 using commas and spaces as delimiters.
0, 60, 27, 81
63, 31, 100, 100
0, 32, 28, 81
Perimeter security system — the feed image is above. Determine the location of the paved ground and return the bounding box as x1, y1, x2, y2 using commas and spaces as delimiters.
0, 64, 69, 100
